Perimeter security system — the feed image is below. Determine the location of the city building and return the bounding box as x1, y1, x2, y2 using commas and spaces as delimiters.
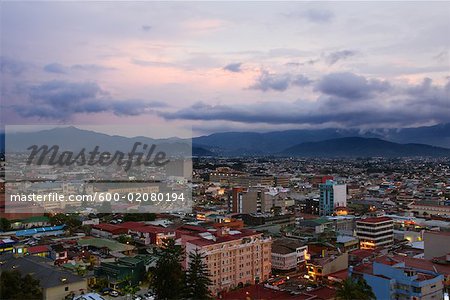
351, 256, 444, 300
129, 225, 176, 246
306, 251, 348, 282
336, 235, 359, 252
181, 227, 272, 295
271, 238, 307, 271
319, 180, 347, 216
0, 254, 87, 300
228, 187, 288, 214
94, 256, 147, 288
356, 217, 394, 249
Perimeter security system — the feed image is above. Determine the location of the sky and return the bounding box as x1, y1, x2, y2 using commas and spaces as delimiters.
1, 1, 449, 138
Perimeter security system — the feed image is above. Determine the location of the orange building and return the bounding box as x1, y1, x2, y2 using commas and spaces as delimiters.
181, 227, 272, 296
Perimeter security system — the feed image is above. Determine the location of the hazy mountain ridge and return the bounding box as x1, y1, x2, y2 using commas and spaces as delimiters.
280, 137, 450, 157
192, 123, 450, 155
1, 123, 450, 157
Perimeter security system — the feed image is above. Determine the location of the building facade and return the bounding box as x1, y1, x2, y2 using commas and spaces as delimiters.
351, 258, 444, 300
182, 227, 272, 295
319, 180, 347, 216
356, 217, 394, 249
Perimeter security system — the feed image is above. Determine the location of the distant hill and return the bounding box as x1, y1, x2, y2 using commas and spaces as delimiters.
192, 123, 450, 155
280, 137, 450, 157
3, 123, 450, 157
5, 126, 213, 157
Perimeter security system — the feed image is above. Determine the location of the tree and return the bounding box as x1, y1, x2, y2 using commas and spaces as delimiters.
0, 218, 11, 231
151, 239, 185, 300
335, 277, 375, 300
117, 234, 133, 245
0, 270, 42, 300
121, 275, 140, 295
184, 249, 212, 300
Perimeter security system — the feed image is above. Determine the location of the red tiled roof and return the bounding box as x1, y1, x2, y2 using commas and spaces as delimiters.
176, 225, 208, 232
186, 229, 262, 247
357, 217, 392, 223
117, 221, 145, 230
132, 225, 172, 234
393, 255, 450, 275
27, 245, 50, 254
327, 269, 349, 281
349, 249, 377, 259
92, 223, 128, 234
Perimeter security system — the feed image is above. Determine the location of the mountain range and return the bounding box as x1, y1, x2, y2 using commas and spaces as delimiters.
1, 123, 450, 158
192, 123, 450, 156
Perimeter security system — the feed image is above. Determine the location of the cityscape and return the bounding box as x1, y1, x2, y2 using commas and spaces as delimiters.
1, 2, 450, 300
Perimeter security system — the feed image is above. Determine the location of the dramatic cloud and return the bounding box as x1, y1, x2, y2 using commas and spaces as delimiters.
223, 62, 242, 73
12, 81, 165, 120
251, 71, 312, 92
324, 50, 356, 65
160, 75, 450, 128
44, 63, 67, 74
316, 72, 390, 100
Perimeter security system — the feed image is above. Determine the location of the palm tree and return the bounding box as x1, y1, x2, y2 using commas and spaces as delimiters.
335, 277, 375, 300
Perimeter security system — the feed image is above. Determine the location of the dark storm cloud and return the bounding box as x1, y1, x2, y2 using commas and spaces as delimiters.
251, 71, 312, 92
223, 62, 242, 73
159, 74, 450, 128
11, 80, 165, 120
316, 72, 390, 100
44, 63, 68, 74
324, 50, 356, 65
0, 57, 29, 76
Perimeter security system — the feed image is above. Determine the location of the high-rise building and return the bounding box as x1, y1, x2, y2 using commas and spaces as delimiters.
319, 180, 347, 216
356, 217, 394, 249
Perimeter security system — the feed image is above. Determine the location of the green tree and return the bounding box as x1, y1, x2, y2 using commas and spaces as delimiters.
335, 277, 375, 300
117, 234, 133, 245
151, 239, 185, 300
184, 249, 212, 300
121, 275, 140, 295
0, 218, 11, 231
0, 270, 42, 300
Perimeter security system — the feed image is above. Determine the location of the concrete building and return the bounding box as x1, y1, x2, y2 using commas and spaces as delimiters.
351, 256, 444, 300
0, 254, 87, 300
319, 180, 347, 216
228, 187, 287, 214
181, 227, 272, 295
356, 217, 394, 249
271, 238, 307, 271
306, 251, 349, 282
423, 231, 450, 259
